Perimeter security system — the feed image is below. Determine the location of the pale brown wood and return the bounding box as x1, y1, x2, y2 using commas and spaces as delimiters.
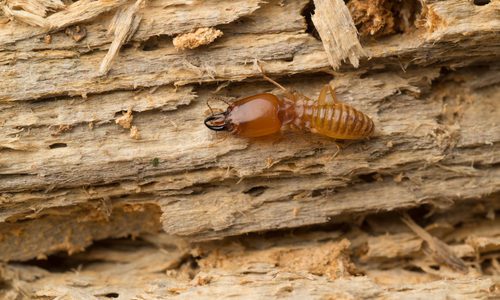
0, 0, 499, 297
2, 200, 499, 298
312, 0, 366, 68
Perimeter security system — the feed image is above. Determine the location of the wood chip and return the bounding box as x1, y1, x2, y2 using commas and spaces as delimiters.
401, 213, 469, 274
173, 27, 224, 51
311, 0, 366, 69
99, 0, 144, 75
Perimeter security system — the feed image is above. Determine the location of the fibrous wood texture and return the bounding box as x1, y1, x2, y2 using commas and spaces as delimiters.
0, 0, 499, 298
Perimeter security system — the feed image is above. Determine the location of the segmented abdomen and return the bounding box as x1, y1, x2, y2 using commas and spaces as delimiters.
299, 103, 374, 139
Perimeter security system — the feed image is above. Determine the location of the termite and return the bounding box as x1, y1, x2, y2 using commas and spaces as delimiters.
204, 64, 374, 140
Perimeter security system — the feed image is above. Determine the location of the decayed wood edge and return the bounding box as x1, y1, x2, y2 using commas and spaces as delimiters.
0, 203, 162, 261
0, 85, 195, 129
0, 0, 262, 47
0, 33, 323, 101
2, 0, 129, 29
1, 0, 499, 101
0, 0, 498, 259
0, 64, 498, 255
1, 207, 499, 299
401, 213, 468, 273
312, 0, 366, 69
1, 2, 498, 298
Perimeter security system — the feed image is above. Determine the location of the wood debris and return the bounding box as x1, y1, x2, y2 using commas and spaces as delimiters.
64, 25, 86, 42
311, 0, 366, 69
2, 4, 50, 27
0, 0, 499, 297
115, 108, 134, 129
4, 0, 65, 17
130, 125, 140, 139
99, 0, 144, 75
173, 27, 224, 51
401, 213, 469, 274
347, 0, 420, 37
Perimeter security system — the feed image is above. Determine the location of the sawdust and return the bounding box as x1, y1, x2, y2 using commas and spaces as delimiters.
197, 239, 356, 280
348, 0, 420, 37
129, 125, 140, 139
43, 34, 51, 44
272, 239, 356, 279
115, 108, 133, 129
50, 124, 72, 136
173, 27, 224, 51
419, 3, 446, 32
64, 25, 87, 42
466, 236, 500, 253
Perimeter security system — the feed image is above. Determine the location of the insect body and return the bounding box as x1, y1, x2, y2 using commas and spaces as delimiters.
204, 72, 374, 140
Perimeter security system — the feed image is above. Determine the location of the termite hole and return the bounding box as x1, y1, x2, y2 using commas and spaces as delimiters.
104, 293, 119, 298
243, 186, 268, 197
301, 1, 320, 40
141, 35, 172, 51
357, 172, 378, 183
49, 143, 67, 149
473, 0, 490, 5
141, 36, 160, 51
311, 189, 324, 197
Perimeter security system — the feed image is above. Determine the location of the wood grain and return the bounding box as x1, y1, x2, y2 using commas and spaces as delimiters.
0, 0, 499, 297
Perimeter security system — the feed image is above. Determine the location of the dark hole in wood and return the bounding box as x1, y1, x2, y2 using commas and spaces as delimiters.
190, 259, 199, 269
49, 143, 67, 149
105, 293, 119, 298
403, 265, 424, 273
243, 186, 268, 197
311, 189, 323, 197
358, 172, 377, 183
301, 0, 320, 40
473, 0, 490, 6
22, 254, 83, 273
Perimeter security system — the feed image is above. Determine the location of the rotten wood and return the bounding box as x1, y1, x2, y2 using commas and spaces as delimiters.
2, 202, 499, 299
312, 0, 366, 69
0, 0, 499, 297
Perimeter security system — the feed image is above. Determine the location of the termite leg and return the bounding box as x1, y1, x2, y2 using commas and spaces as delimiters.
328, 83, 340, 103
324, 142, 342, 161
331, 142, 341, 160
318, 84, 329, 105
256, 61, 288, 92
206, 99, 215, 115
327, 140, 351, 161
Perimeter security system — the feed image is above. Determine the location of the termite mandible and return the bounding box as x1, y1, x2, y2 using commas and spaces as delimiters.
204, 63, 374, 140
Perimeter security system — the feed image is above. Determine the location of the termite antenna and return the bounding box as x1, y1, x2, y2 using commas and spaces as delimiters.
255, 60, 288, 92
206, 96, 231, 115
206, 100, 215, 115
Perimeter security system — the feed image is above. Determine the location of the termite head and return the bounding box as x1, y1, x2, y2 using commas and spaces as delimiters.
204, 93, 283, 137
204, 110, 231, 131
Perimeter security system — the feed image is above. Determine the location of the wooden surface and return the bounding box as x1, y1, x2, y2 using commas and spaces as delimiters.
0, 0, 499, 298
2, 201, 499, 299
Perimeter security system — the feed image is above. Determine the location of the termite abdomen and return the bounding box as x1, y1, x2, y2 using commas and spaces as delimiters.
305, 103, 374, 140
